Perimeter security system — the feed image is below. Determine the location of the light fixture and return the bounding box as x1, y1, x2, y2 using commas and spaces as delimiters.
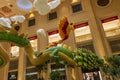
48, 0, 61, 9
71, 0, 79, 3
33, 0, 51, 15
16, 0, 33, 11
28, 12, 35, 19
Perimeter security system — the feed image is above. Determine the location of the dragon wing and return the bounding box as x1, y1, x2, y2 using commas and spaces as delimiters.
58, 16, 74, 42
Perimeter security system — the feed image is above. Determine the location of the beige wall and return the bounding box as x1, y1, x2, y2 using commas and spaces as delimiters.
91, 0, 120, 18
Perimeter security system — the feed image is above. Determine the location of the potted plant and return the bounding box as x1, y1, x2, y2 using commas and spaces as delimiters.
50, 70, 60, 80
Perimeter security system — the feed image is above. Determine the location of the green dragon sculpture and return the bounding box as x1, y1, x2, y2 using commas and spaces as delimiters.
0, 17, 103, 70
0, 31, 76, 68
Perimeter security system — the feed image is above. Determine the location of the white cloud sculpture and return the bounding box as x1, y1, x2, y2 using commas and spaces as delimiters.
16, 0, 33, 11
33, 0, 51, 15
48, 0, 61, 9
10, 15, 26, 23
16, 0, 61, 15
0, 17, 12, 28
0, 15, 25, 28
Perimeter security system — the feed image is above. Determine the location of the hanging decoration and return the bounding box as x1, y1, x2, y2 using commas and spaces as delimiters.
10, 15, 25, 23
16, 0, 33, 11
16, 0, 61, 15
0, 17, 11, 28
33, 0, 51, 15
48, 0, 61, 9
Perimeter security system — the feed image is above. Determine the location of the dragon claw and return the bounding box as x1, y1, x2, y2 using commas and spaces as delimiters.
36, 52, 43, 57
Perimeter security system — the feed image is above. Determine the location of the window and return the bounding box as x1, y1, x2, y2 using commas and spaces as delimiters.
101, 16, 120, 37
82, 71, 101, 80
26, 68, 38, 80
79, 44, 95, 53
9, 59, 18, 71
28, 18, 35, 27
97, 0, 110, 7
51, 64, 66, 80
48, 12, 57, 20
71, 3, 82, 13
109, 39, 120, 53
14, 25, 20, 31
10, 46, 19, 58
48, 30, 61, 43
8, 71, 18, 80
74, 22, 92, 43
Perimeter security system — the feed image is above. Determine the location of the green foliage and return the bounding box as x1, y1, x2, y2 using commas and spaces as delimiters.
74, 48, 104, 69
50, 70, 60, 80
0, 32, 29, 47
101, 55, 120, 79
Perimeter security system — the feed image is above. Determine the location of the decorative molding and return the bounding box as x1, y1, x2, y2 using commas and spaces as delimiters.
0, 6, 15, 17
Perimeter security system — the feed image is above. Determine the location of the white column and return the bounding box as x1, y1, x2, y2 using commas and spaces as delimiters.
88, 0, 112, 58
18, 48, 26, 80
0, 63, 9, 80
87, 0, 112, 80
0, 42, 10, 80
65, 65, 73, 80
